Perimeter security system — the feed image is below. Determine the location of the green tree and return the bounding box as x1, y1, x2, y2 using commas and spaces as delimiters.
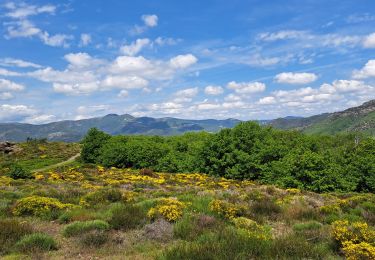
81, 128, 110, 163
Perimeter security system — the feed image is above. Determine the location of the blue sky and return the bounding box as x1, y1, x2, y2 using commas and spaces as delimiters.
1, 0, 375, 123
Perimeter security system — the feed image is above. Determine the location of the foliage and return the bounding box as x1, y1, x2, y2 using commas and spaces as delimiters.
8, 165, 32, 179
0, 219, 33, 255
109, 203, 146, 230
148, 198, 186, 222
63, 220, 110, 237
80, 123, 375, 193
209, 199, 243, 219
15, 233, 57, 253
12, 196, 74, 218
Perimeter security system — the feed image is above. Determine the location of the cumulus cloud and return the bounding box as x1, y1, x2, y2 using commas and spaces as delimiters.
3, 2, 72, 47
204, 85, 224, 95
141, 14, 158, 27
0, 79, 24, 91
363, 33, 375, 48
173, 87, 199, 103
0, 92, 13, 100
275, 72, 318, 84
79, 33, 92, 47
120, 38, 151, 56
170, 54, 198, 69
26, 114, 56, 124
227, 81, 266, 94
0, 104, 36, 122
27, 51, 198, 96
352, 60, 375, 79
258, 96, 276, 105
130, 14, 158, 35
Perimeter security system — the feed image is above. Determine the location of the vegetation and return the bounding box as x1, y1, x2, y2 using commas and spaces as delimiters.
0, 123, 374, 258
82, 123, 375, 193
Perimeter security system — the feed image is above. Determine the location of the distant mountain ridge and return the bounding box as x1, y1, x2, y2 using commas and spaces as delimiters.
0, 114, 241, 142
267, 99, 375, 135
0, 99, 374, 142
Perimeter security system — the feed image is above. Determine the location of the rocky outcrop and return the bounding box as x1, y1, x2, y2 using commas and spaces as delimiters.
0, 142, 22, 154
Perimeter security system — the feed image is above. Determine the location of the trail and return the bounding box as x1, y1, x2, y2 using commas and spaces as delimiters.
32, 153, 80, 173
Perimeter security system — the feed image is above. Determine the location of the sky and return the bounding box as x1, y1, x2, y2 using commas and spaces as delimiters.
1, 0, 375, 123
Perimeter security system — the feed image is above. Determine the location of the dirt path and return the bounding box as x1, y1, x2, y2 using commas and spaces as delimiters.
32, 153, 80, 173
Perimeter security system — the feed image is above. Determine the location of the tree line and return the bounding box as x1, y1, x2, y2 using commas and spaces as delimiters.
81, 122, 375, 193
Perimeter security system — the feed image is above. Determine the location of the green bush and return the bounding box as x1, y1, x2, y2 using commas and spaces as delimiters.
109, 203, 146, 230
15, 233, 57, 253
79, 230, 108, 247
0, 219, 33, 255
293, 221, 322, 232
8, 165, 32, 180
81, 188, 123, 206
63, 220, 110, 237
174, 214, 217, 241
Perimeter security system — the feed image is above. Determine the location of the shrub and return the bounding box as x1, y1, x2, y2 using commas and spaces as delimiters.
109, 203, 146, 230
342, 241, 375, 260
293, 221, 323, 232
143, 218, 173, 242
250, 197, 281, 220
8, 165, 32, 180
12, 196, 74, 218
58, 208, 108, 223
63, 220, 110, 237
140, 168, 156, 177
174, 214, 217, 241
148, 198, 186, 222
15, 233, 57, 253
79, 230, 108, 248
331, 220, 375, 245
160, 226, 271, 260
0, 219, 33, 254
80, 188, 123, 207
232, 217, 271, 241
208, 199, 243, 219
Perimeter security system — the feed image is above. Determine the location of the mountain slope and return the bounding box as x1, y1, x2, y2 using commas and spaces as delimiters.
268, 99, 375, 135
0, 114, 241, 142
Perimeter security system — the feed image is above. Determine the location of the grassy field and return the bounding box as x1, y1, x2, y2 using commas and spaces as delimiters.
0, 143, 375, 259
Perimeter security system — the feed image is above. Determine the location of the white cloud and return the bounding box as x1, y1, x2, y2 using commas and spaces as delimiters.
40, 32, 73, 47
352, 60, 375, 79
0, 79, 24, 91
0, 104, 36, 122
363, 33, 375, 48
204, 85, 224, 95
173, 87, 199, 103
120, 38, 151, 56
5, 2, 56, 18
53, 82, 99, 95
0, 92, 13, 100
64, 52, 102, 69
258, 96, 276, 105
224, 93, 242, 102
26, 114, 56, 124
169, 54, 198, 69
0, 58, 42, 68
142, 14, 158, 27
101, 75, 149, 89
155, 37, 180, 46
258, 30, 309, 41
5, 20, 41, 38
0, 68, 21, 76
118, 90, 129, 98
79, 33, 92, 47
227, 81, 266, 94
75, 105, 110, 120
275, 72, 318, 84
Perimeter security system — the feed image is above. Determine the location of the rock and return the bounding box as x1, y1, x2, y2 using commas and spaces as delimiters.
0, 142, 22, 154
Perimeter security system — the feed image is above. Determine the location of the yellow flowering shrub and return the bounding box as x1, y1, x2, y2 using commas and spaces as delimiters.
232, 217, 271, 240
332, 220, 375, 244
342, 241, 375, 260
147, 197, 186, 222
13, 196, 74, 217
34, 173, 44, 180
0, 176, 13, 186
209, 199, 242, 219
286, 188, 301, 194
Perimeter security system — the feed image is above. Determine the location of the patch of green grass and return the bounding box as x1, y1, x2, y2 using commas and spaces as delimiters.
62, 220, 110, 237
15, 233, 57, 253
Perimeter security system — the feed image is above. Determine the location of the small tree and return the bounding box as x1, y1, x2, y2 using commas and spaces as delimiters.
81, 128, 110, 163
9, 164, 32, 179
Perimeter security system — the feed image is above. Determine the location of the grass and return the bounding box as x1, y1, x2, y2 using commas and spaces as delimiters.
62, 220, 110, 237
1, 142, 375, 258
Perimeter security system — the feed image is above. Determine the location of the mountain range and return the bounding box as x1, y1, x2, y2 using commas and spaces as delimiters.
0, 99, 374, 142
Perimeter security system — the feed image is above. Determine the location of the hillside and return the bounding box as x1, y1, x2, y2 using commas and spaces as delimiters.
0, 115, 240, 142
268, 99, 375, 135
1, 142, 375, 259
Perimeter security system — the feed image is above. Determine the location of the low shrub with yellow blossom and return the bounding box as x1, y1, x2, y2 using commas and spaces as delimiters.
209, 199, 244, 219
232, 217, 271, 240
147, 197, 186, 222
332, 220, 375, 259
13, 195, 74, 217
